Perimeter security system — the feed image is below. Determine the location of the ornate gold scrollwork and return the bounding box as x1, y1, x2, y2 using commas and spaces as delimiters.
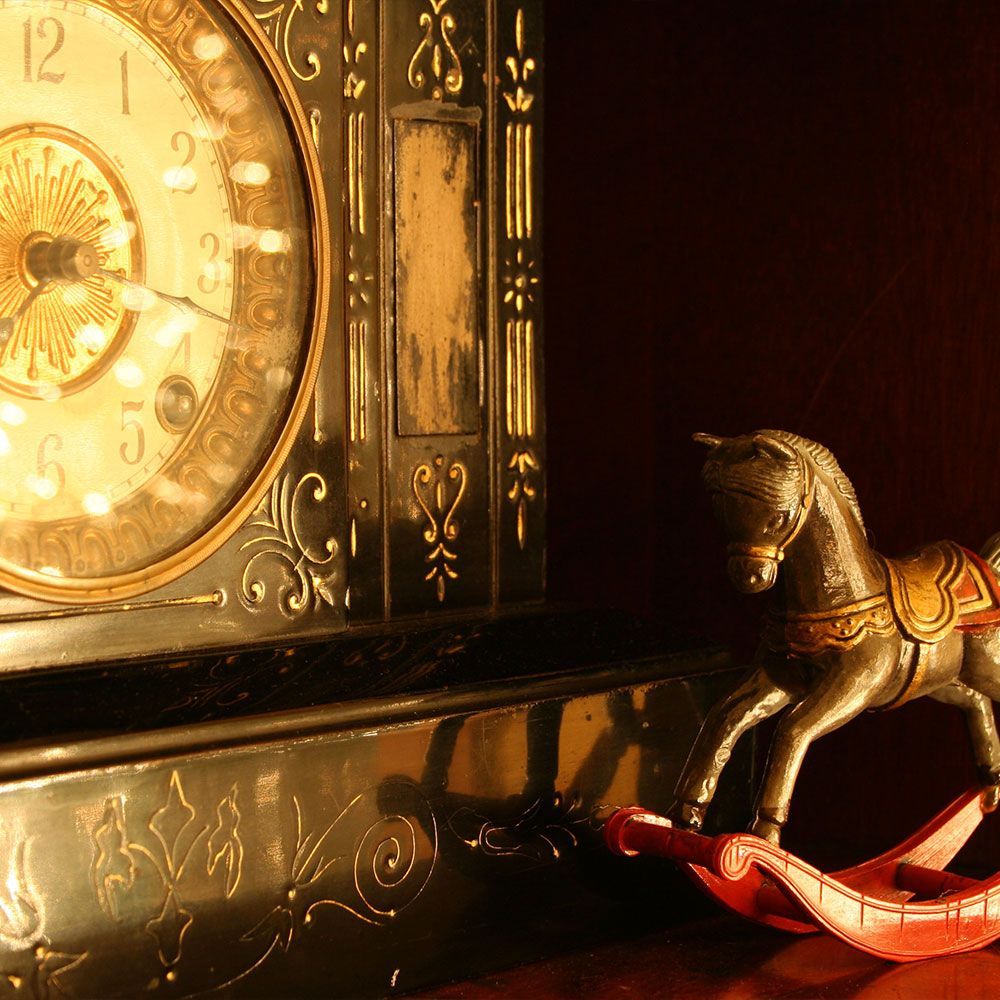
239, 473, 338, 617
413, 456, 468, 602
230, 781, 437, 987
407, 0, 463, 101
501, 8, 542, 552
250, 0, 326, 83
503, 7, 536, 240
508, 448, 539, 551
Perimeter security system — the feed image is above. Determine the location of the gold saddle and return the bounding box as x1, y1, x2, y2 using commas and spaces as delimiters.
776, 540, 1000, 659
881, 540, 1000, 644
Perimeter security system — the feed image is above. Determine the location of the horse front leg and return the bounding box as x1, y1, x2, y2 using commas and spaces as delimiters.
671, 653, 795, 832
752, 640, 898, 844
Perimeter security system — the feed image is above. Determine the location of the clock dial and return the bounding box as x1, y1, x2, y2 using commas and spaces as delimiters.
0, 0, 321, 602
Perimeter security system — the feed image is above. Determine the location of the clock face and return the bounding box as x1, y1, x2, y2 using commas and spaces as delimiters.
0, 0, 322, 602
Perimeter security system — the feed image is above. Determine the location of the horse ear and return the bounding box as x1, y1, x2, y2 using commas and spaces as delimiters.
752, 433, 797, 463
692, 432, 724, 449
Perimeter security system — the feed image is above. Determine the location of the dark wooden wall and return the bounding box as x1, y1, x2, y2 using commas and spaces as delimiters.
543, 0, 1000, 862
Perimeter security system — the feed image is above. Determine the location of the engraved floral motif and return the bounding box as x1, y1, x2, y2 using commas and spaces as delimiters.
0, 946, 87, 999
503, 8, 536, 114
502, 247, 540, 315
413, 456, 468, 602
90, 772, 243, 977
507, 448, 539, 551
207, 786, 244, 900
91, 799, 137, 923
0, 827, 85, 996
407, 0, 463, 101
448, 793, 597, 864
0, 839, 40, 947
239, 472, 338, 617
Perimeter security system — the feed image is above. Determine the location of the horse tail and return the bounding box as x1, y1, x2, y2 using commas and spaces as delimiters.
980, 532, 1000, 575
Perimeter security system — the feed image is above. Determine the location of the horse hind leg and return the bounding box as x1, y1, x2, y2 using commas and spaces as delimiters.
960, 628, 1000, 701
929, 679, 1000, 810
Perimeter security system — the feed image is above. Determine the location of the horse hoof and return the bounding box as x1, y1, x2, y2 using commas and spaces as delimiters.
984, 785, 1000, 814
670, 800, 707, 832
751, 816, 783, 845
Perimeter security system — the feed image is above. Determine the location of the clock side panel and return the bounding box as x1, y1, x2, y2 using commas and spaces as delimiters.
345, 0, 547, 621
0, 0, 348, 673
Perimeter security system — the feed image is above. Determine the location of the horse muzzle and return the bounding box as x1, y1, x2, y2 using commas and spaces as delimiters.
727, 554, 779, 593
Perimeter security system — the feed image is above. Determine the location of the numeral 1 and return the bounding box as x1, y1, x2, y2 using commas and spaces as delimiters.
120, 51, 130, 115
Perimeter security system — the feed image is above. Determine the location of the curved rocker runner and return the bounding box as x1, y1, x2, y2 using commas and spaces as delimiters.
606, 787, 999, 962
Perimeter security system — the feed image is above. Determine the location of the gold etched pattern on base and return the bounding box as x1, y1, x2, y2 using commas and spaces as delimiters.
90, 771, 242, 979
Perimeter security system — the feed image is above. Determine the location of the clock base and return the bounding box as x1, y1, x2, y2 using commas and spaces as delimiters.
0, 609, 752, 997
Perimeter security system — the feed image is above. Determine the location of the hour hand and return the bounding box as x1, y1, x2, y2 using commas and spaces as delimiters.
0, 280, 49, 350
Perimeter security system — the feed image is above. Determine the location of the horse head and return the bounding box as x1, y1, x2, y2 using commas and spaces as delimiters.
694, 431, 814, 594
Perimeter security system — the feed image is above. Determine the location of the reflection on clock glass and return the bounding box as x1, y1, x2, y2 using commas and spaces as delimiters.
0, 0, 316, 601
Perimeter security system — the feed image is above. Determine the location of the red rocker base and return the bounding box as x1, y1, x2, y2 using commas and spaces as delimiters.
606, 789, 1000, 962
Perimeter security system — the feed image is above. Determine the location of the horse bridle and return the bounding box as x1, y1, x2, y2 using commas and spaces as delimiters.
725, 457, 815, 564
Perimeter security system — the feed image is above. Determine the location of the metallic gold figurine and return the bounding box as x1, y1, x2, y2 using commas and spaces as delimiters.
672, 430, 1000, 844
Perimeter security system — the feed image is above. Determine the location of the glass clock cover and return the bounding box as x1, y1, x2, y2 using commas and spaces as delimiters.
0, 0, 319, 602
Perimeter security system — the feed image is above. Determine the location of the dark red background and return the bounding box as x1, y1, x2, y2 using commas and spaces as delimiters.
543, 0, 1000, 862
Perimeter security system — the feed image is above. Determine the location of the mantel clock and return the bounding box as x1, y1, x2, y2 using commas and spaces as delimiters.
0, 0, 547, 673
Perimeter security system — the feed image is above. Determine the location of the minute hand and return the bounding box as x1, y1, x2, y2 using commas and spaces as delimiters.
99, 269, 240, 329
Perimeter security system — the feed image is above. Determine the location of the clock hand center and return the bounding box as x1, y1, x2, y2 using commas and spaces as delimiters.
26, 236, 101, 283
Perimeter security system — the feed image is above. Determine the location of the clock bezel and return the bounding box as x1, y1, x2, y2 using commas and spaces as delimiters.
0, 0, 331, 606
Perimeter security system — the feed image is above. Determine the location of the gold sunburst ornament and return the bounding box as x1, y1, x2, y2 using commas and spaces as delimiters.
0, 124, 142, 396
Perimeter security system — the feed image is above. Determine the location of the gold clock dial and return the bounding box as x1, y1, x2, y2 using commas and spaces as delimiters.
0, 0, 322, 602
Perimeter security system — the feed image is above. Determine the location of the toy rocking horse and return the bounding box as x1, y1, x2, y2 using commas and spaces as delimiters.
606, 430, 1000, 960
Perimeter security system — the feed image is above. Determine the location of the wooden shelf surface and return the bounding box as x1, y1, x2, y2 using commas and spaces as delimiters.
418, 915, 1000, 999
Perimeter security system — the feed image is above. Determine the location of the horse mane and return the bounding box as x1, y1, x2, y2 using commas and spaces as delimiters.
762, 429, 864, 530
